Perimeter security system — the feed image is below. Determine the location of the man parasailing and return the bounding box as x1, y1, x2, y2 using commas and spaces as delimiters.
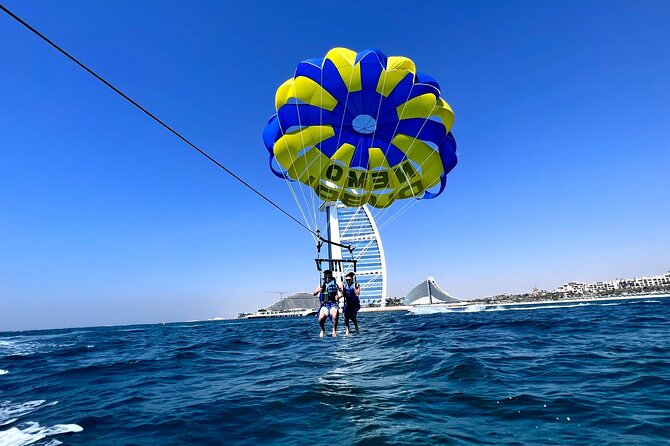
313, 270, 342, 338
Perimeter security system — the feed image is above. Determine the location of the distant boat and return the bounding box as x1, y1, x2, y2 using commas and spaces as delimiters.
238, 308, 317, 319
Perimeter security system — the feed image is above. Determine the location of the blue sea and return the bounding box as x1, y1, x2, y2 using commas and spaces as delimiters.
1, 297, 669, 445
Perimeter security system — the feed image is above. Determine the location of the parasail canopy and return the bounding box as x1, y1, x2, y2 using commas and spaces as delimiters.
263, 47, 457, 209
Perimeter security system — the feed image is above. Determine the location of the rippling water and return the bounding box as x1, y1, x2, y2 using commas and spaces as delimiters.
1, 297, 669, 445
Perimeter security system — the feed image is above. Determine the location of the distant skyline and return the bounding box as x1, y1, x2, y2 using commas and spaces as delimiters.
1, 0, 669, 331
482, 268, 670, 298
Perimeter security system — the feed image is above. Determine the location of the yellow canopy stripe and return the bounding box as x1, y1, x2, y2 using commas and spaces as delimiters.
396, 93, 439, 120
376, 56, 416, 97
273, 126, 334, 170
392, 134, 444, 189
275, 77, 338, 111
325, 48, 362, 93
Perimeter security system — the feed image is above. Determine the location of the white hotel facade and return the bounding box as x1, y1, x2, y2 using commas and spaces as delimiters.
554, 271, 670, 295
324, 202, 387, 307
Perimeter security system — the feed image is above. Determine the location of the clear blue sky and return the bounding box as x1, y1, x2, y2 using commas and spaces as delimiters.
1, 0, 669, 331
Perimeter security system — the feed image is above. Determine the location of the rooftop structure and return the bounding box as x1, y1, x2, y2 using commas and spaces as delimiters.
404, 276, 460, 305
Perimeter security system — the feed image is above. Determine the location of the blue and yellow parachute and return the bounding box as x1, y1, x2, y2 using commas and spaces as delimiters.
263, 48, 457, 209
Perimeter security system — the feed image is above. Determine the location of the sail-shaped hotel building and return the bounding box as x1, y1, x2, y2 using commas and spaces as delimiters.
323, 203, 387, 307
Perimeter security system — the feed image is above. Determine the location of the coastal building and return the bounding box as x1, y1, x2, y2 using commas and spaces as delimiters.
404, 276, 460, 305
554, 271, 670, 295
618, 271, 670, 289
323, 202, 386, 307
555, 282, 582, 294
265, 292, 319, 311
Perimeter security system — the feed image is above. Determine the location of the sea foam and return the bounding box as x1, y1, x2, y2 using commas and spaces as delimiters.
0, 401, 55, 425
0, 400, 81, 445
0, 422, 83, 446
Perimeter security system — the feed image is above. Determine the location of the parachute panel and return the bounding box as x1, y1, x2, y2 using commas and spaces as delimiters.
264, 48, 458, 209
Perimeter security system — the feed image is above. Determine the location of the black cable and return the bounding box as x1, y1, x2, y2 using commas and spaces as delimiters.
0, 3, 317, 236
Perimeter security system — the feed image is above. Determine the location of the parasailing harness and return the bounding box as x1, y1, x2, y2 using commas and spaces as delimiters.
314, 229, 357, 288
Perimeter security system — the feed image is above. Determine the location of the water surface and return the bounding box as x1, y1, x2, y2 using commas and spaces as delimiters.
1, 298, 669, 445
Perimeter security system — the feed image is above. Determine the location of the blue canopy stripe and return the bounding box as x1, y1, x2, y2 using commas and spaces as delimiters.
264, 48, 458, 208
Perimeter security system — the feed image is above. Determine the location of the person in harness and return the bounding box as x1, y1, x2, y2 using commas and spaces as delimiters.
342, 272, 361, 335
312, 269, 342, 338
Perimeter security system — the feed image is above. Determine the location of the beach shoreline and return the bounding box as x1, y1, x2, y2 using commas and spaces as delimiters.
358, 293, 670, 313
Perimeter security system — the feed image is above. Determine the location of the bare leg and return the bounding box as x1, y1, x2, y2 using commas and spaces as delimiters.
318, 307, 328, 338
353, 315, 359, 334
345, 316, 350, 336
330, 307, 339, 337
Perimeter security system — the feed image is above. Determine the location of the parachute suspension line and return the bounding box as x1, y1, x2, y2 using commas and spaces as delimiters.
373, 76, 446, 229
283, 164, 316, 236
354, 236, 378, 267
270, 63, 319, 235
353, 207, 375, 252
315, 228, 354, 256
362, 60, 389, 233
370, 77, 419, 227
341, 206, 367, 259
316, 58, 325, 234
347, 62, 390, 239
282, 175, 316, 240
377, 190, 419, 230
378, 196, 417, 230
378, 159, 429, 230
332, 60, 356, 170
334, 258, 342, 285
377, 99, 442, 230
359, 273, 379, 293
352, 240, 372, 271
372, 77, 419, 226
283, 64, 319, 232
340, 206, 364, 239
336, 207, 374, 285
0, 4, 319, 238
369, 58, 391, 161
314, 227, 356, 280
300, 155, 328, 235
273, 83, 316, 238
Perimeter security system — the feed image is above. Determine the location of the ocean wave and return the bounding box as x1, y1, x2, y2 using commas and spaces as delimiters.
0, 421, 82, 446
463, 304, 488, 312
0, 340, 39, 358
407, 306, 456, 315
408, 299, 666, 315
0, 335, 95, 360
1, 300, 668, 444
0, 401, 59, 427
407, 302, 618, 315
408, 304, 488, 315
0, 370, 8, 376
508, 303, 592, 311
617, 375, 670, 392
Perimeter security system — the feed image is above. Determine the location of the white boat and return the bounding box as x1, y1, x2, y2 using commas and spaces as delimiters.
240, 308, 317, 319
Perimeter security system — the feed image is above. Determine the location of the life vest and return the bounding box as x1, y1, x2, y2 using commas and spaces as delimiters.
343, 281, 358, 303
321, 278, 339, 304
